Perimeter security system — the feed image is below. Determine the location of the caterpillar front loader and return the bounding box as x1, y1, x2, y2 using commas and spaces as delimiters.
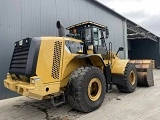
4, 21, 154, 113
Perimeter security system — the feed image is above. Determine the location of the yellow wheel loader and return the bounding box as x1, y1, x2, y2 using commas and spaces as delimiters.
4, 21, 154, 113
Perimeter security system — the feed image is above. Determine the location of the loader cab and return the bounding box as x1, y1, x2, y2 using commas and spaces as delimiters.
66, 21, 109, 55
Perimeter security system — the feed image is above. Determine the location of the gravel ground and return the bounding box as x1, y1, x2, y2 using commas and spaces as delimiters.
0, 69, 160, 120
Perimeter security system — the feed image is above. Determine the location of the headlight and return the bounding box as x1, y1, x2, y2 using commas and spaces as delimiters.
30, 77, 40, 84
7, 73, 11, 79
31, 79, 35, 84
26, 39, 28, 44
19, 40, 23, 46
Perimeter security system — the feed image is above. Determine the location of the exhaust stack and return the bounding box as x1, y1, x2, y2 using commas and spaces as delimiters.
56, 21, 65, 37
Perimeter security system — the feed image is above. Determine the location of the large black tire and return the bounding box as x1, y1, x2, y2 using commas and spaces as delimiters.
116, 63, 137, 93
67, 66, 106, 113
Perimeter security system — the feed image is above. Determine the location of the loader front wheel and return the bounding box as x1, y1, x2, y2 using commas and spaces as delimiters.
67, 66, 106, 113
116, 63, 137, 93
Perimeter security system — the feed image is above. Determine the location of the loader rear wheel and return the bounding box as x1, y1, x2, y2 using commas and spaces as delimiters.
67, 66, 106, 113
116, 63, 137, 93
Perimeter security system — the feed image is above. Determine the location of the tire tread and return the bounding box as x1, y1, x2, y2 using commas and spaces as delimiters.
68, 66, 105, 112
116, 63, 137, 93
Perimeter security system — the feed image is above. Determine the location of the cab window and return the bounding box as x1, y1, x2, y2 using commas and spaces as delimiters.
85, 28, 91, 41
92, 28, 102, 46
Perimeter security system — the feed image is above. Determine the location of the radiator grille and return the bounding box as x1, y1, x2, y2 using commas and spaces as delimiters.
51, 41, 62, 79
9, 38, 31, 75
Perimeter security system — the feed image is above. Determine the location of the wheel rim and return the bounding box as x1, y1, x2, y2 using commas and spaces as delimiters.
88, 78, 102, 101
129, 71, 136, 85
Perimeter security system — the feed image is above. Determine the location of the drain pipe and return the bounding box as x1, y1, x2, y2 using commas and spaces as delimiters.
123, 19, 128, 59
56, 21, 65, 37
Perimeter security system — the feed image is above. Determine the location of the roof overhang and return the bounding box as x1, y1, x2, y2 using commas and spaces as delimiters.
127, 22, 159, 42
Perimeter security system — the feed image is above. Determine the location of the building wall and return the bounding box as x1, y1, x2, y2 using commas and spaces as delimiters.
0, 0, 125, 99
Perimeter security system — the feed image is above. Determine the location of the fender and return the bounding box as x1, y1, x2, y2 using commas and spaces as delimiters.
75, 54, 112, 86
111, 60, 129, 74
60, 54, 106, 88
75, 54, 106, 67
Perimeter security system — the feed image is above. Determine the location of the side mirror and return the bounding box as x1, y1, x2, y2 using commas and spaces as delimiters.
118, 47, 124, 51
105, 28, 109, 39
116, 47, 124, 56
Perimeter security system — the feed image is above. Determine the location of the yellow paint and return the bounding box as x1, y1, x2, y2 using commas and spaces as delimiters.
88, 55, 104, 66
111, 60, 129, 74
129, 71, 136, 85
60, 37, 86, 87
88, 78, 102, 101
103, 52, 129, 74
87, 50, 94, 54
36, 37, 64, 83
4, 36, 130, 100
4, 75, 60, 100
35, 37, 87, 94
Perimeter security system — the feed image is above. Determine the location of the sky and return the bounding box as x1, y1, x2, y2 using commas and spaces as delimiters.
97, 0, 160, 36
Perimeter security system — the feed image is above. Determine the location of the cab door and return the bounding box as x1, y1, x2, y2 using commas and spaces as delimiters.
92, 28, 107, 56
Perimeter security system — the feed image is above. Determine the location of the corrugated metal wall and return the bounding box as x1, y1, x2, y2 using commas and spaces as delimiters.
0, 0, 125, 99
